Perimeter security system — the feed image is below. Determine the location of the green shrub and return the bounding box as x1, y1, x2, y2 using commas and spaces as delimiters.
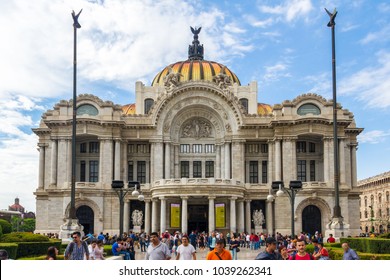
340, 237, 390, 254
0, 232, 49, 243
0, 224, 3, 238
0, 219, 12, 234
16, 241, 61, 258
0, 243, 18, 259
378, 232, 390, 239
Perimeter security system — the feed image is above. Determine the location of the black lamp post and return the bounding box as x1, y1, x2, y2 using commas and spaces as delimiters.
325, 8, 342, 220
269, 180, 302, 238
69, 9, 82, 220
112, 180, 144, 237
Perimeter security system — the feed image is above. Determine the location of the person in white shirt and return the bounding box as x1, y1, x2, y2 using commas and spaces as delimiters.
176, 235, 196, 260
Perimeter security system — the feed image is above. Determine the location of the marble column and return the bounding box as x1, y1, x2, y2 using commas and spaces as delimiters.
274, 139, 281, 181
237, 200, 245, 233
208, 196, 215, 233
245, 200, 251, 233
216, 145, 221, 178
350, 143, 358, 188
181, 196, 188, 234
174, 144, 179, 178
221, 144, 225, 178
38, 144, 45, 189
266, 200, 274, 235
57, 138, 68, 187
160, 197, 167, 233
122, 142, 128, 182
50, 139, 57, 186
225, 143, 230, 179
268, 141, 274, 183
151, 199, 158, 232
144, 199, 151, 234
165, 143, 171, 179
124, 200, 130, 233
323, 137, 330, 183
230, 197, 237, 233
114, 139, 121, 180
339, 138, 346, 185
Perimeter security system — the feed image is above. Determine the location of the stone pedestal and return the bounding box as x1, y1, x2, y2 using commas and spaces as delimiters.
59, 218, 84, 242
133, 226, 141, 233
254, 226, 263, 235
325, 217, 350, 242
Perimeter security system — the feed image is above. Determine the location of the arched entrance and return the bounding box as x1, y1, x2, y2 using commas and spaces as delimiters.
76, 205, 94, 235
302, 205, 321, 235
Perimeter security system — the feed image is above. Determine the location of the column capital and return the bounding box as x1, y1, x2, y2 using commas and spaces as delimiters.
229, 196, 238, 201
159, 196, 167, 201
180, 196, 189, 200
208, 196, 216, 200
245, 199, 252, 203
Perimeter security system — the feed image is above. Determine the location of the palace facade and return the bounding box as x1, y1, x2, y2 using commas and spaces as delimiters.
33, 30, 363, 237
358, 171, 390, 233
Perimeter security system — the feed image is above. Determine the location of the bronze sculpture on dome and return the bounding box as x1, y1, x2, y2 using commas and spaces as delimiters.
188, 26, 204, 60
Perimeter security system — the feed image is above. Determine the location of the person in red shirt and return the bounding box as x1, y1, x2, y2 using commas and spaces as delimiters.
313, 242, 330, 260
290, 240, 313, 260
327, 233, 336, 243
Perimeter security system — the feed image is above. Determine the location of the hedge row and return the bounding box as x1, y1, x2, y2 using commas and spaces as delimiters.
340, 237, 390, 254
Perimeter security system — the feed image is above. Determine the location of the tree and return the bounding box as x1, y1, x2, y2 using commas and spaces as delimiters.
0, 219, 12, 234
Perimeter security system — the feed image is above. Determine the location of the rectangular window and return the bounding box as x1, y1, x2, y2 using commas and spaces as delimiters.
137, 144, 148, 153
89, 160, 99, 182
296, 141, 306, 153
80, 161, 86, 182
205, 161, 214, 178
246, 144, 259, 153
310, 160, 316, 181
249, 161, 258, 184
89, 142, 99, 153
181, 161, 189, 178
180, 144, 190, 153
309, 142, 316, 153
205, 144, 215, 153
193, 144, 202, 153
193, 161, 202, 178
261, 144, 268, 154
128, 161, 134, 182
80, 143, 87, 153
297, 160, 306, 182
137, 161, 146, 183
262, 161, 268, 184
128, 144, 135, 154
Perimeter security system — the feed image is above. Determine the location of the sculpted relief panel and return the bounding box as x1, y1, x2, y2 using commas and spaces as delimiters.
181, 118, 212, 139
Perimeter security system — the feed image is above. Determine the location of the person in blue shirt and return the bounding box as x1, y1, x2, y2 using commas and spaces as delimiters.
255, 237, 282, 260
342, 243, 359, 260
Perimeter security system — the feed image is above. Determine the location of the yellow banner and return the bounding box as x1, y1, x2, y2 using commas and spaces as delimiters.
215, 203, 225, 228
170, 203, 181, 228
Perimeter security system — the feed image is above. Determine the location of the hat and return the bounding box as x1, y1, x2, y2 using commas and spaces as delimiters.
265, 237, 277, 244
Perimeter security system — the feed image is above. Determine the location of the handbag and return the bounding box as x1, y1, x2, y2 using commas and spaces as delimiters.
236, 247, 240, 252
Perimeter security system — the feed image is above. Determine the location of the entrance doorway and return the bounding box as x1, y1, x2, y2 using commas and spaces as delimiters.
188, 205, 208, 233
76, 205, 94, 235
302, 205, 321, 235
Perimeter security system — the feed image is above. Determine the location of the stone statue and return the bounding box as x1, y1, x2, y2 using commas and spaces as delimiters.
253, 209, 265, 227
181, 118, 212, 138
163, 66, 182, 93
131, 210, 143, 227
212, 66, 232, 89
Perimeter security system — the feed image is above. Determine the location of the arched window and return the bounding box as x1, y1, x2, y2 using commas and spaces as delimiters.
364, 196, 367, 207
77, 104, 98, 116
378, 193, 382, 204
297, 103, 321, 116
239, 98, 248, 113
144, 98, 154, 114
386, 191, 389, 202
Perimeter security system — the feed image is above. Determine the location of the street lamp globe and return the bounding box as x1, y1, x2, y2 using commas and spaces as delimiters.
276, 189, 284, 197
267, 194, 274, 202
132, 189, 140, 196
138, 194, 145, 201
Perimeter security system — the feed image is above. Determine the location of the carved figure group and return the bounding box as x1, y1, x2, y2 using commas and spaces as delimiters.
253, 209, 265, 227
132, 210, 143, 226
181, 119, 212, 138
163, 66, 182, 92
212, 66, 232, 89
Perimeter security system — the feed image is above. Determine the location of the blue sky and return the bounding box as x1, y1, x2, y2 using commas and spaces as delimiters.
0, 0, 389, 212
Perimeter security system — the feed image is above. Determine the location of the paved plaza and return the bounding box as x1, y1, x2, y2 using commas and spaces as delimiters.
134, 246, 263, 260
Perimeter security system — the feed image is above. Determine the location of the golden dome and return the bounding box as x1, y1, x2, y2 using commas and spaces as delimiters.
151, 60, 240, 87
257, 103, 272, 115
122, 103, 136, 115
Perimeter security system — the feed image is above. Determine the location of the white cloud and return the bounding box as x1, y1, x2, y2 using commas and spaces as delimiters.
258, 0, 313, 22
304, 72, 332, 98
360, 25, 390, 45
339, 50, 390, 108
263, 62, 291, 82
358, 130, 390, 144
